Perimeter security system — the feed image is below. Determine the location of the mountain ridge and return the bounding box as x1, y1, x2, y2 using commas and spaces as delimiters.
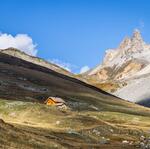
0, 47, 72, 76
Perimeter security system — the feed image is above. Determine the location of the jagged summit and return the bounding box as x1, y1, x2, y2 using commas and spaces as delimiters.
132, 29, 145, 44
119, 29, 142, 49
88, 30, 150, 80
119, 37, 131, 49
132, 29, 143, 41
102, 29, 149, 67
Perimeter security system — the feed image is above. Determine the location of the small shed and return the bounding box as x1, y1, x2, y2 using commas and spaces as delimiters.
44, 97, 66, 107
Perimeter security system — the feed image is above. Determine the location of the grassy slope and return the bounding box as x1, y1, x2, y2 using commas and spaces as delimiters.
0, 53, 150, 148
0, 99, 150, 149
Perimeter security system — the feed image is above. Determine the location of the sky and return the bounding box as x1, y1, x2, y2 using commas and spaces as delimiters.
0, 0, 150, 73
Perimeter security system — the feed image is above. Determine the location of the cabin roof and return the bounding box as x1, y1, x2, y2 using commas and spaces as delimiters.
47, 97, 65, 103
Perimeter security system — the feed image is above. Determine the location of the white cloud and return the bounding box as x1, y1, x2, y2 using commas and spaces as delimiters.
0, 33, 37, 56
49, 59, 90, 74
49, 59, 75, 72
80, 65, 90, 74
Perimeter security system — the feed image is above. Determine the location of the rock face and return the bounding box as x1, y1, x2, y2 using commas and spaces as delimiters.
86, 30, 150, 105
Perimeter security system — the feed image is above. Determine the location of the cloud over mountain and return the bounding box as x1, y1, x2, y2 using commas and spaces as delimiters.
80, 65, 90, 73
49, 59, 73, 72
0, 33, 37, 56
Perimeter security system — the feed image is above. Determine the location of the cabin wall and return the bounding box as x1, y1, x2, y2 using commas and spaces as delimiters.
46, 99, 56, 105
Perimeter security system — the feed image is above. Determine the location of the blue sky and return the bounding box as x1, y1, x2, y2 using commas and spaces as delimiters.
0, 0, 150, 73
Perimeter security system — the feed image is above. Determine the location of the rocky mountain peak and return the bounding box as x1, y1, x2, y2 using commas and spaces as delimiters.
103, 30, 149, 67
118, 29, 143, 51
132, 29, 143, 41
83, 30, 150, 105
118, 29, 144, 53
87, 30, 150, 83
119, 37, 131, 49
